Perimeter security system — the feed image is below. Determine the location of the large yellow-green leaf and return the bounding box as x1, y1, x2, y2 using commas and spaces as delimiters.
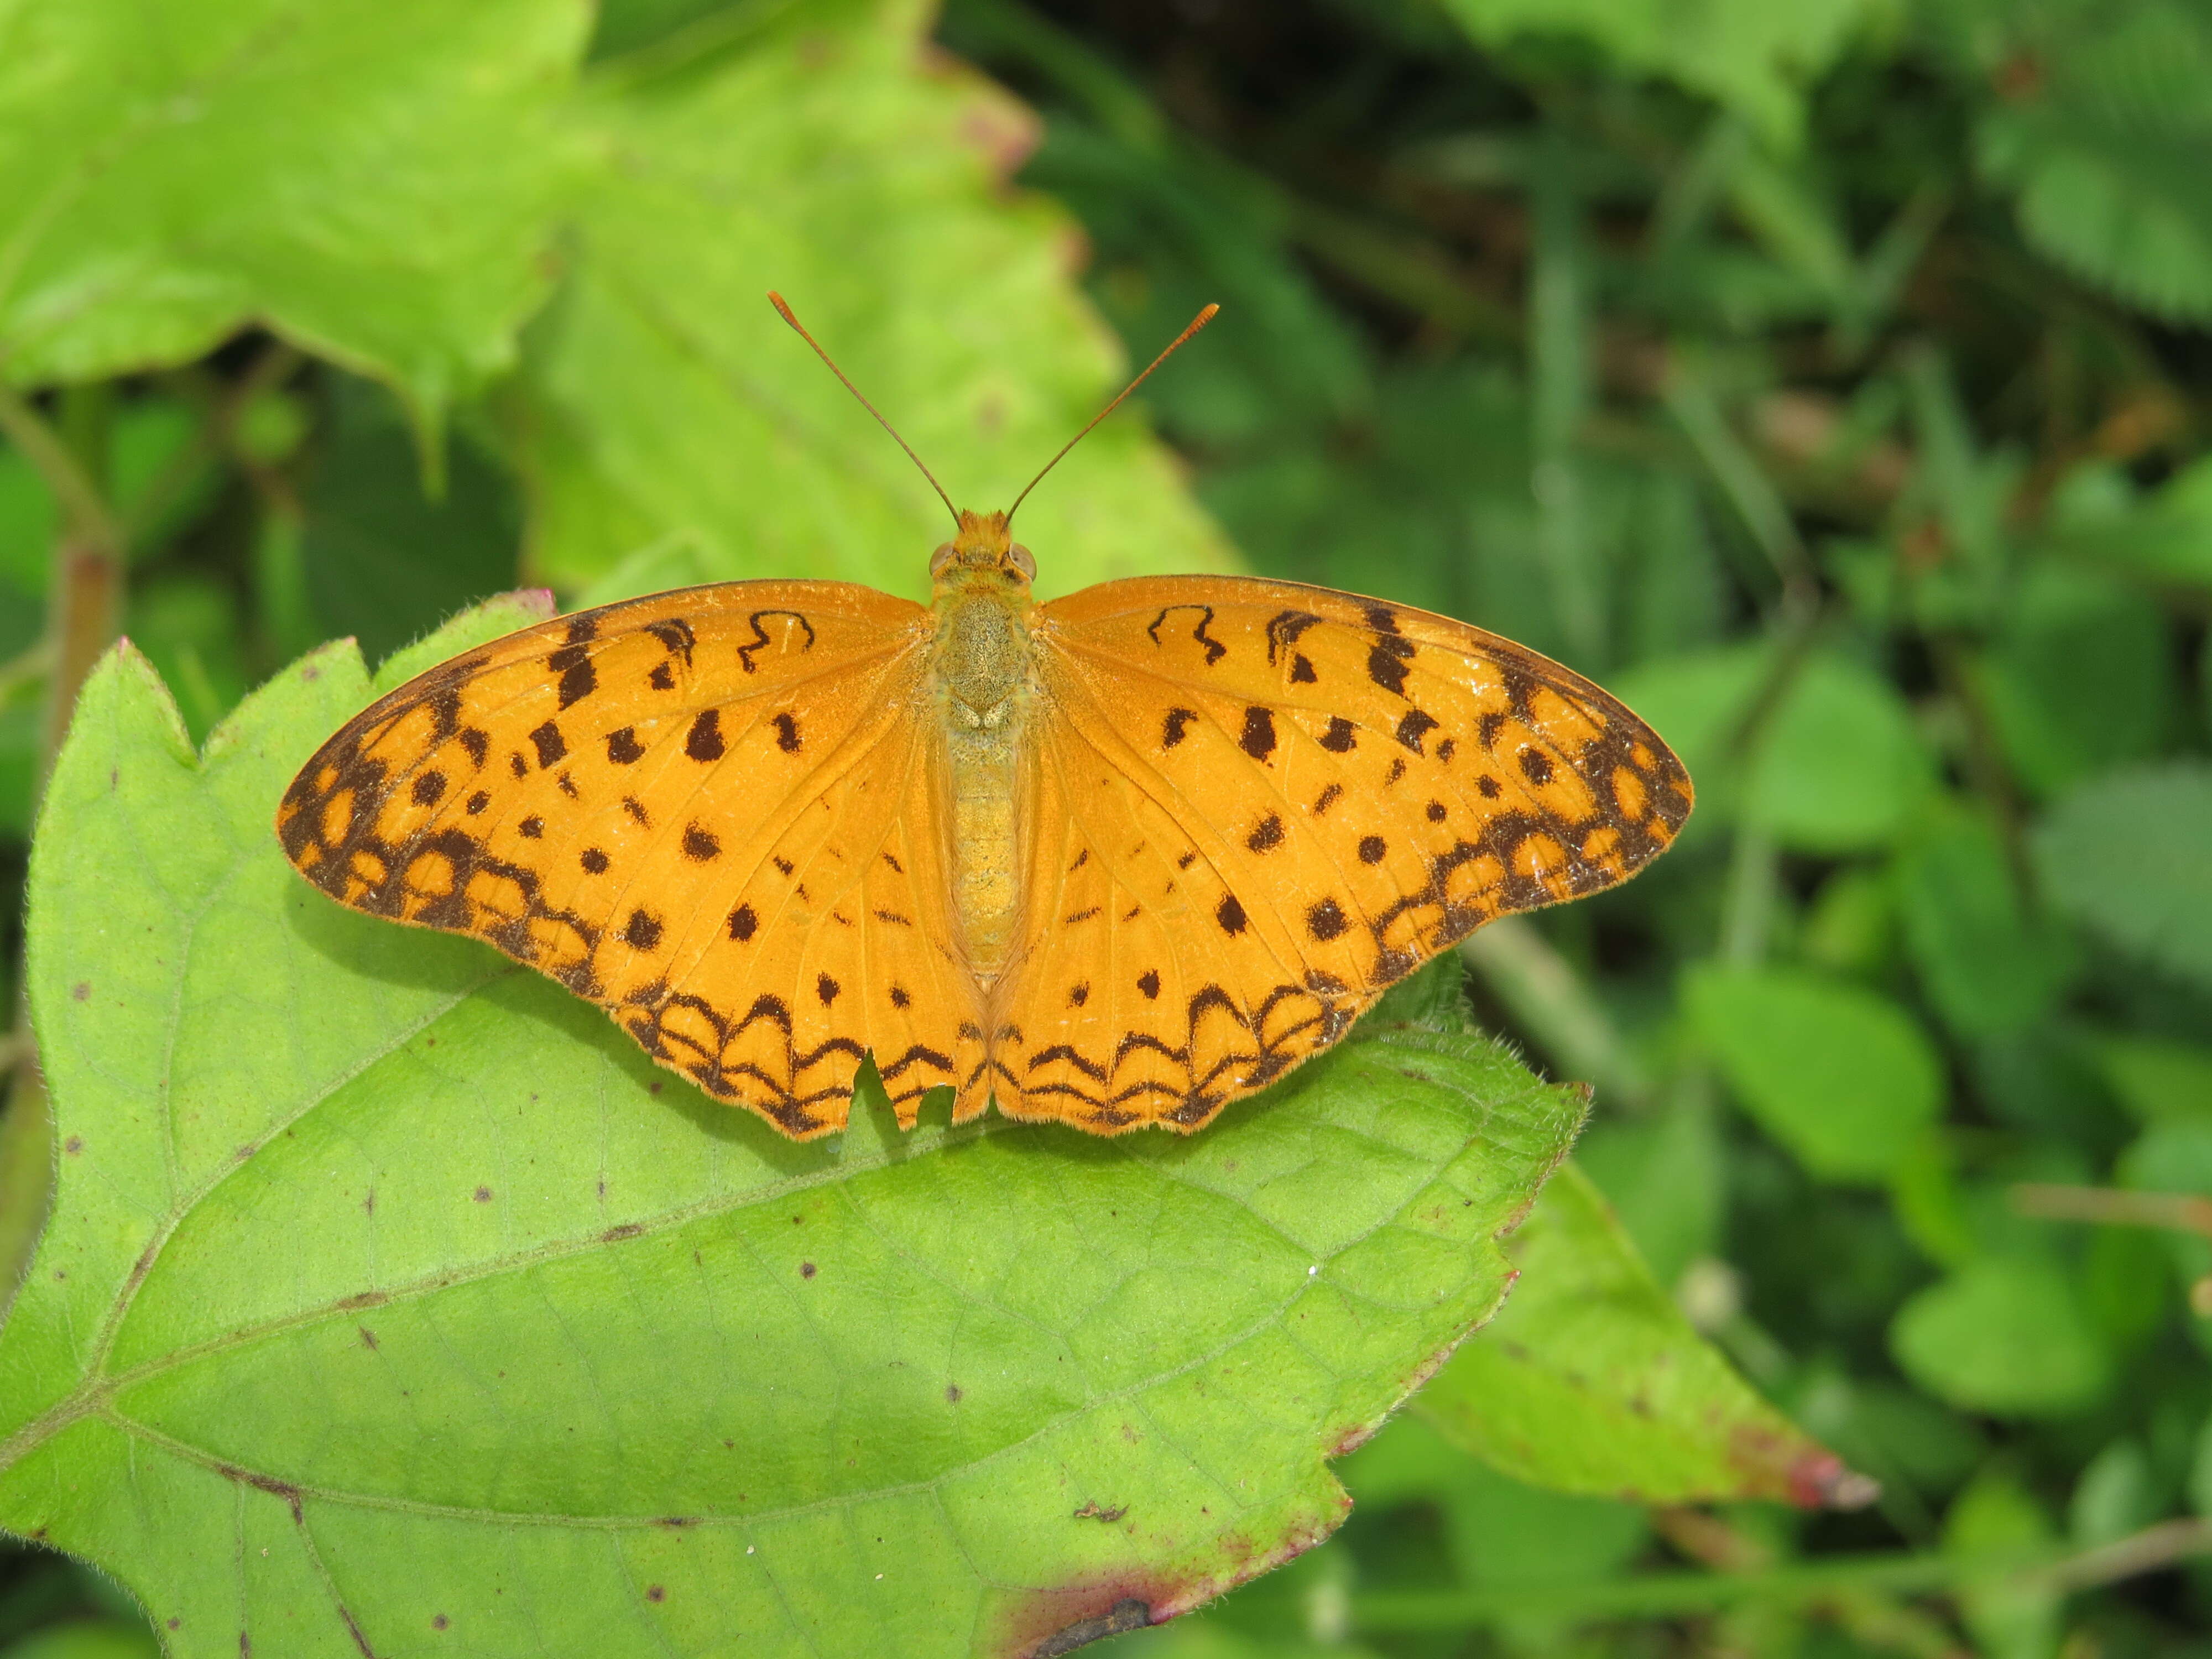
1417, 1165, 1853, 1506
515, 0, 1235, 603
0, 0, 588, 417
0, 601, 1582, 1658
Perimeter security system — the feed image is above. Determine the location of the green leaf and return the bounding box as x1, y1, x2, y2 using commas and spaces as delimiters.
1437, 0, 1871, 147
0, 606, 1585, 1657
1606, 645, 1931, 854
1974, 0, 2212, 326
1743, 650, 1932, 854
1891, 1259, 2113, 1419
515, 0, 1236, 602
2034, 762, 2212, 992
1344, 1413, 1648, 1587
2068, 1438, 2157, 1548
1687, 963, 1944, 1184
1896, 808, 2075, 1039
1979, 561, 2172, 798
1414, 1164, 1852, 1505
297, 382, 527, 665
0, 0, 589, 418
1573, 1088, 1723, 1288
2089, 1032, 2212, 1123
2049, 454, 2212, 591
1944, 1467, 2061, 1659
0, 1621, 160, 1659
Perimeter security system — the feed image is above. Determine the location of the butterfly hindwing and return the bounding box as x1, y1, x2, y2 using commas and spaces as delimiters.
276, 581, 980, 1139
991, 575, 1693, 1133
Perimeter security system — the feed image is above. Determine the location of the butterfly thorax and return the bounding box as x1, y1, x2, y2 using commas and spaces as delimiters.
930, 508, 1039, 983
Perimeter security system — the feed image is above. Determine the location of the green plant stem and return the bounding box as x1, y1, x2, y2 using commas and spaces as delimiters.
0, 380, 122, 554
1353, 1516, 2212, 1630
1925, 632, 2034, 895
1663, 351, 1818, 608
1719, 821, 1780, 967
1460, 917, 1651, 1110
0, 381, 125, 1317
1528, 126, 1604, 667
0, 382, 126, 778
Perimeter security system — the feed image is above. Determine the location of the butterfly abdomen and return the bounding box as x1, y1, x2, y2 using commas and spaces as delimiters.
932, 587, 1037, 983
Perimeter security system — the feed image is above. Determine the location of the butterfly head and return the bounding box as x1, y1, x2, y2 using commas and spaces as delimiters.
930, 508, 1036, 596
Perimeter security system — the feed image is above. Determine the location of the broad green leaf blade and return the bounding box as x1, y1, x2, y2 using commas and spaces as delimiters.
1686, 963, 1944, 1184
0, 611, 1583, 1658
1891, 1258, 2114, 1420
1605, 645, 1932, 854
0, 0, 588, 418
1897, 808, 2077, 1040
514, 0, 1237, 603
1415, 1164, 1854, 1506
1741, 651, 1932, 854
1973, 1, 2212, 326
2034, 762, 2212, 993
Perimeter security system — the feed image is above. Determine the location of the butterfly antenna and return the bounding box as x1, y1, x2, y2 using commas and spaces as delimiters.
768, 291, 959, 526
1006, 303, 1219, 525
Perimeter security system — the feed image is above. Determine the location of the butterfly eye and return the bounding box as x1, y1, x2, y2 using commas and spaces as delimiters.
929, 543, 958, 577
1009, 544, 1036, 580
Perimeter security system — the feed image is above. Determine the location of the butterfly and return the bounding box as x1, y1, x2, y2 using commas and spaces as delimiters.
277, 298, 1692, 1141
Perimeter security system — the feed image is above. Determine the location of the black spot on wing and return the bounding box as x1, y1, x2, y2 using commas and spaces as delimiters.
528, 721, 566, 768
548, 643, 597, 710
686, 709, 723, 762
645, 617, 696, 662
1396, 708, 1439, 753
1240, 707, 1276, 761
1367, 634, 1414, 696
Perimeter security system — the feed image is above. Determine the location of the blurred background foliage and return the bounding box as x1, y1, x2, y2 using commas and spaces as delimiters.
2, 0, 2211, 1653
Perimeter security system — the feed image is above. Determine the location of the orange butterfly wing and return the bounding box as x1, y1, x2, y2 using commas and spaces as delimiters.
276, 583, 984, 1139
985, 576, 1693, 1134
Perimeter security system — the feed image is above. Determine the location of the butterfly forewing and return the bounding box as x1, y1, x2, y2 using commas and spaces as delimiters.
993, 576, 1692, 1133
276, 581, 977, 1139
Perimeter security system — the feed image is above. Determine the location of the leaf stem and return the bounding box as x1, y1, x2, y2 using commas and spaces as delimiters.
0, 379, 123, 556
0, 382, 127, 778
2011, 1182, 2212, 1240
